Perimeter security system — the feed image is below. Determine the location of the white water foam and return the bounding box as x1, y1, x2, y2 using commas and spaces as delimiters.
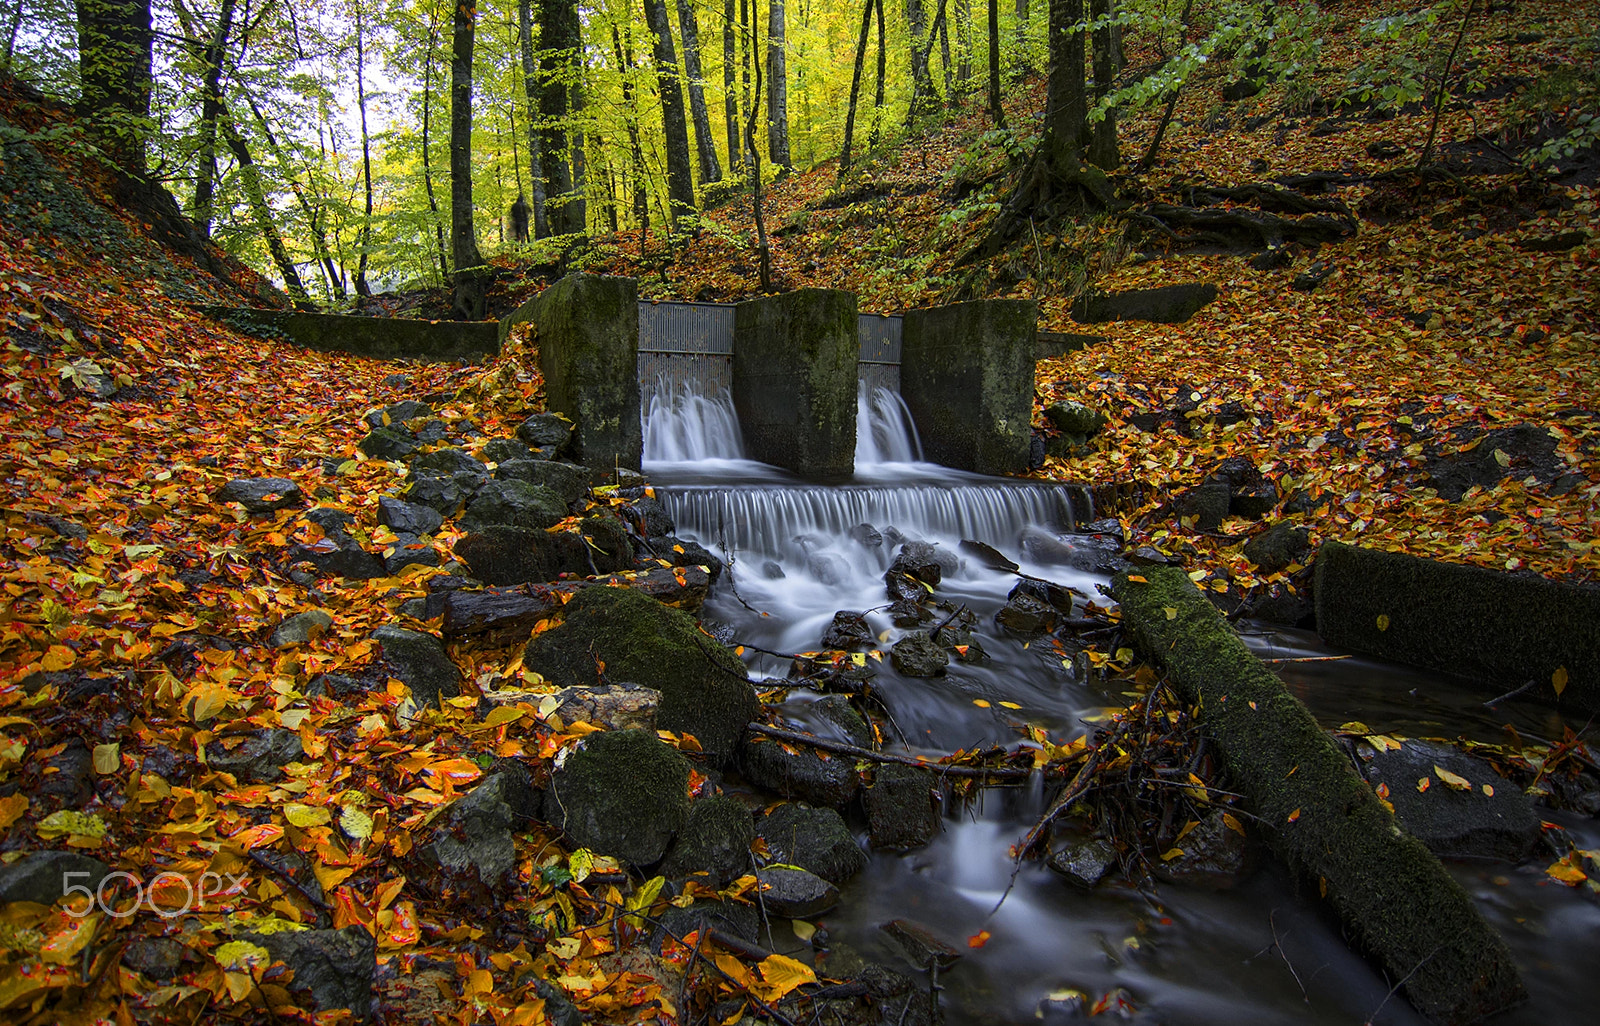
855, 380, 924, 466
641, 378, 746, 462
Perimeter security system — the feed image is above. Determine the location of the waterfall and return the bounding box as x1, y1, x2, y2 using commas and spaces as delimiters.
641, 378, 746, 463
855, 381, 924, 466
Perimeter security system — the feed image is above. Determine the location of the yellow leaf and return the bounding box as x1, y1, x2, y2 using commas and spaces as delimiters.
548, 936, 582, 959
754, 952, 816, 1001
1546, 856, 1587, 886
1163, 607, 1178, 620
972, 699, 991, 708
1160, 847, 1185, 861
568, 849, 594, 884
41, 645, 76, 671
999, 701, 1022, 710
1433, 765, 1472, 791
92, 743, 119, 775
1222, 813, 1244, 836
1287, 808, 1301, 823
1416, 776, 1431, 793
1376, 614, 1390, 631
851, 652, 866, 668
625, 875, 666, 927
1126, 574, 1148, 583
37, 809, 106, 845
0, 794, 29, 830
39, 913, 100, 965
340, 805, 374, 841
215, 940, 272, 971
790, 920, 816, 942
284, 803, 331, 828
1553, 666, 1569, 697
224, 970, 256, 1003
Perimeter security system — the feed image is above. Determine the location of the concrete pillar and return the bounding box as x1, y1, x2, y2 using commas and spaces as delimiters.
501, 274, 641, 472
901, 299, 1036, 475
732, 289, 859, 479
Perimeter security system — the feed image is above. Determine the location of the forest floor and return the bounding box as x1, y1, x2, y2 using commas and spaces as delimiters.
0, 1, 1597, 1024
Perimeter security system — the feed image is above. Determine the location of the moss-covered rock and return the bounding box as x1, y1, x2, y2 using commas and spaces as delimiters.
523, 586, 758, 764
1113, 566, 1524, 1024
865, 764, 943, 851
661, 794, 756, 885
757, 802, 868, 885
459, 479, 568, 533
740, 696, 872, 807
546, 729, 690, 866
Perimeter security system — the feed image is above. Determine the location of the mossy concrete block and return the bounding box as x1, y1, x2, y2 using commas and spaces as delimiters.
197, 306, 499, 362
547, 729, 690, 866
1112, 566, 1524, 1025
1315, 541, 1600, 715
522, 586, 758, 764
901, 299, 1036, 475
503, 274, 642, 472
731, 289, 859, 480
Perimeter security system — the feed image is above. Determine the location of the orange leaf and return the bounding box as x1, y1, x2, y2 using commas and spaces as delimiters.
967, 930, 991, 948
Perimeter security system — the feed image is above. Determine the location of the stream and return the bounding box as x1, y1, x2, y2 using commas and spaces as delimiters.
639, 382, 1599, 1025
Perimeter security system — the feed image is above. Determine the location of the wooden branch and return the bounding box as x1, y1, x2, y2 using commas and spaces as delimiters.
746, 723, 1034, 780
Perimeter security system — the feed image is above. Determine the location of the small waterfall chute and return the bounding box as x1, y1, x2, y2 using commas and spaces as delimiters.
855, 380, 924, 466
641, 377, 747, 463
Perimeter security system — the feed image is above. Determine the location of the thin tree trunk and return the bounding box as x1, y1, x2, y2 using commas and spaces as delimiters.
838, 0, 875, 178
219, 111, 310, 303
869, 0, 886, 147
987, 0, 1004, 126
449, 0, 486, 318
723, 0, 741, 168
1088, 0, 1118, 169
354, 0, 375, 296
191, 0, 235, 239
676, 0, 723, 183
956, 0, 972, 93
569, 84, 587, 231
766, 0, 790, 167
243, 91, 341, 299
421, 22, 449, 283
938, 1, 953, 96
746, 8, 771, 288
1419, 0, 1477, 168
740, 0, 751, 136
538, 0, 580, 235
644, 0, 697, 225
2, 0, 23, 73
75, 0, 154, 175
906, 0, 934, 122
609, 21, 649, 237
517, 0, 550, 238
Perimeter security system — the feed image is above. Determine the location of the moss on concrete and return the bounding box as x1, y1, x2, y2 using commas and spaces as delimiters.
1113, 566, 1525, 1025
197, 306, 499, 361
1315, 540, 1600, 715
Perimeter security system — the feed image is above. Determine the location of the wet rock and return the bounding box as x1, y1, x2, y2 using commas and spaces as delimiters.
1129, 546, 1174, 566
741, 697, 872, 807
1292, 260, 1335, 292
849, 523, 883, 548
761, 560, 786, 579
516, 413, 575, 452
0, 851, 112, 905
208, 729, 303, 783
523, 586, 757, 764
865, 765, 942, 850
382, 533, 440, 573
995, 591, 1059, 637
885, 571, 928, 605
1009, 578, 1076, 614
401, 471, 471, 517
36, 737, 94, 803
460, 479, 568, 533
1423, 425, 1562, 502
888, 540, 944, 586
453, 525, 583, 585
656, 900, 761, 951
358, 425, 418, 461
373, 625, 461, 707
269, 610, 333, 648
1044, 400, 1108, 436
655, 536, 722, 581
1249, 247, 1295, 271
215, 477, 304, 516
755, 866, 839, 918
415, 764, 541, 893
1361, 739, 1540, 861
621, 493, 675, 537
1242, 522, 1312, 574
496, 459, 592, 507
1071, 283, 1219, 324
365, 399, 433, 428
804, 547, 851, 587
661, 795, 756, 886
121, 937, 190, 980
377, 496, 443, 536
1154, 810, 1254, 888
881, 918, 961, 970
1231, 479, 1279, 519
1175, 478, 1232, 532
481, 437, 537, 464
890, 632, 948, 677
410, 447, 490, 480
1048, 838, 1118, 888
821, 610, 874, 650
1247, 583, 1315, 627
545, 683, 661, 732
546, 729, 690, 866
959, 539, 1019, 573
289, 537, 387, 580
1019, 527, 1124, 573
247, 925, 376, 1015
757, 802, 868, 884
578, 514, 634, 572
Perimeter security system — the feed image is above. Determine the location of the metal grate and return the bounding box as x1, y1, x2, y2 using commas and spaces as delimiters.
858, 313, 902, 366
638, 301, 736, 355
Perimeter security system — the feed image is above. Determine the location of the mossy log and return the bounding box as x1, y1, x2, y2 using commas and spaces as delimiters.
1112, 567, 1525, 1025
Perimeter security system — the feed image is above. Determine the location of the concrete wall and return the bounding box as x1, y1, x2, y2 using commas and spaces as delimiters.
732, 289, 859, 480
502, 274, 642, 472
900, 299, 1037, 475
197, 306, 499, 362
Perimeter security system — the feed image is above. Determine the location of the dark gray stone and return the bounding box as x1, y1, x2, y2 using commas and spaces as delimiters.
516, 413, 576, 452
821, 610, 873, 650
495, 459, 592, 506
401, 472, 471, 517
757, 802, 867, 884
741, 697, 872, 807
365, 399, 432, 428
1071, 283, 1218, 324
755, 867, 839, 918
1043, 400, 1108, 436
289, 539, 386, 581
36, 737, 93, 802
902, 299, 1036, 475
208, 729, 303, 783
382, 533, 441, 573
202, 305, 498, 361
661, 795, 756, 886
1362, 740, 1541, 861
0, 851, 112, 905
890, 632, 948, 677
994, 592, 1059, 636
453, 525, 585, 585
547, 729, 690, 866
410, 447, 490, 480
1231, 479, 1280, 519
215, 477, 304, 516
1154, 811, 1255, 888
1048, 838, 1118, 888
732, 289, 859, 479
482, 437, 537, 464
416, 764, 541, 892
247, 925, 376, 1014
357, 426, 418, 461
1243, 522, 1311, 574
881, 919, 962, 970
865, 765, 942, 850
121, 936, 190, 980
656, 536, 722, 582
849, 524, 883, 548
269, 610, 333, 649
377, 496, 444, 536
655, 900, 762, 948
888, 540, 944, 586
578, 514, 634, 571
1176, 478, 1232, 532
460, 479, 568, 533
373, 625, 461, 707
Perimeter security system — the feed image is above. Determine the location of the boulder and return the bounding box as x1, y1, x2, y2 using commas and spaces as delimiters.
887, 540, 945, 586
523, 586, 757, 764
357, 426, 417, 461
1018, 527, 1124, 574
622, 493, 676, 538
1242, 522, 1311, 575
247, 925, 375, 1015
35, 737, 94, 802
821, 610, 873, 650
208, 729, 303, 783
289, 538, 386, 580
121, 937, 191, 980
268, 610, 333, 649
372, 625, 461, 707
382, 533, 440, 574
1361, 740, 1541, 861
1071, 283, 1219, 324
215, 477, 304, 516
496, 459, 592, 506
890, 632, 948, 677
757, 803, 868, 885
410, 447, 490, 481
365, 399, 433, 428
1154, 811, 1255, 888
661, 795, 757, 886
881, 919, 962, 971
546, 729, 690, 866
578, 514, 634, 572
460, 479, 568, 533
547, 683, 661, 732
401, 471, 473, 517
481, 437, 537, 464
0, 851, 112, 905
1047, 838, 1118, 888
655, 900, 761, 949
516, 413, 575, 452
453, 525, 586, 586
1043, 400, 1107, 436
656, 536, 723, 582
849, 523, 883, 548
865, 765, 942, 850
755, 866, 839, 918
994, 592, 1059, 637
1175, 478, 1232, 532
377, 496, 443, 536
415, 764, 541, 893
741, 697, 872, 807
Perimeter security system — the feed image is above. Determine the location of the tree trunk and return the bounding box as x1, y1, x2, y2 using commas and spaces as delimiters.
838, 0, 875, 177
740, 0, 751, 137
1088, 0, 1119, 169
3, 0, 24, 74
243, 91, 342, 299
450, 0, 487, 319
219, 112, 310, 304
569, 84, 587, 231
190, 0, 236, 239
421, 21, 449, 283
956, 0, 972, 93
747, 5, 772, 288
987, 0, 1004, 126
676, 0, 723, 183
74, 0, 154, 175
354, 1, 375, 297
517, 0, 550, 239
766, 0, 791, 168
1044, 0, 1089, 171
609, 22, 649, 237
644, 0, 698, 224
938, 1, 953, 96
870, 0, 885, 147
723, 0, 741, 168
538, 0, 581, 235
906, 0, 934, 122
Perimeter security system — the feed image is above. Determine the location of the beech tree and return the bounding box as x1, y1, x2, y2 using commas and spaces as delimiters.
676, 0, 723, 184
449, 0, 487, 318
644, 0, 698, 224
74, 0, 153, 174
766, 0, 790, 167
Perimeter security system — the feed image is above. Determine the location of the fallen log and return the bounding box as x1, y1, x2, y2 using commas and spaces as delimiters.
1127, 203, 1355, 250
1112, 566, 1524, 1025
443, 565, 712, 641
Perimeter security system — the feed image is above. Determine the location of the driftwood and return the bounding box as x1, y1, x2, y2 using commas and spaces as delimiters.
745, 723, 1034, 781
442, 565, 712, 641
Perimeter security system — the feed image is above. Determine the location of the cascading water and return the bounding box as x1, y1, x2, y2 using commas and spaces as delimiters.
641, 377, 746, 463
855, 381, 923, 466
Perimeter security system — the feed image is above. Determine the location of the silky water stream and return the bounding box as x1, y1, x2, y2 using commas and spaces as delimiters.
640, 383, 1599, 1025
